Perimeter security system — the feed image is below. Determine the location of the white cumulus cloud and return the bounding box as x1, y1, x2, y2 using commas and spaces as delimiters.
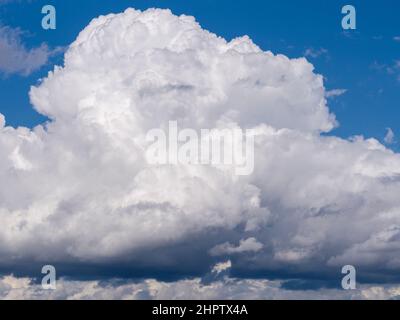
0, 8, 400, 298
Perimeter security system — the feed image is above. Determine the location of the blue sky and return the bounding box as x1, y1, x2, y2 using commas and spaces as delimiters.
1, 0, 399, 149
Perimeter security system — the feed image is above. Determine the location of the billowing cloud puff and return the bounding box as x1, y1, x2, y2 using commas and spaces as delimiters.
1, 8, 400, 295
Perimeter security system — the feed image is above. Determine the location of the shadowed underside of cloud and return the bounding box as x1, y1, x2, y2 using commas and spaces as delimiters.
1, 8, 400, 299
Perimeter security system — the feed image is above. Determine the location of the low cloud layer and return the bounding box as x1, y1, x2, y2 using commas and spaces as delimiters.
0, 273, 353, 300
2, 264, 400, 300
1, 8, 400, 298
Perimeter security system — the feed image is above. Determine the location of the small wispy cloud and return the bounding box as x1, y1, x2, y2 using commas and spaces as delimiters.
386, 60, 400, 75
394, 36, 400, 42
211, 261, 232, 274
0, 25, 62, 76
209, 237, 264, 256
325, 88, 347, 99
304, 47, 329, 59
371, 60, 400, 82
384, 128, 395, 145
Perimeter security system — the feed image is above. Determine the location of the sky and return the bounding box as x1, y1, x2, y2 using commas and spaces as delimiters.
1, 0, 400, 300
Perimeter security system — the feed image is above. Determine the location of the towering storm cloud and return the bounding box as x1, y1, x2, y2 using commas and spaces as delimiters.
1, 8, 400, 297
